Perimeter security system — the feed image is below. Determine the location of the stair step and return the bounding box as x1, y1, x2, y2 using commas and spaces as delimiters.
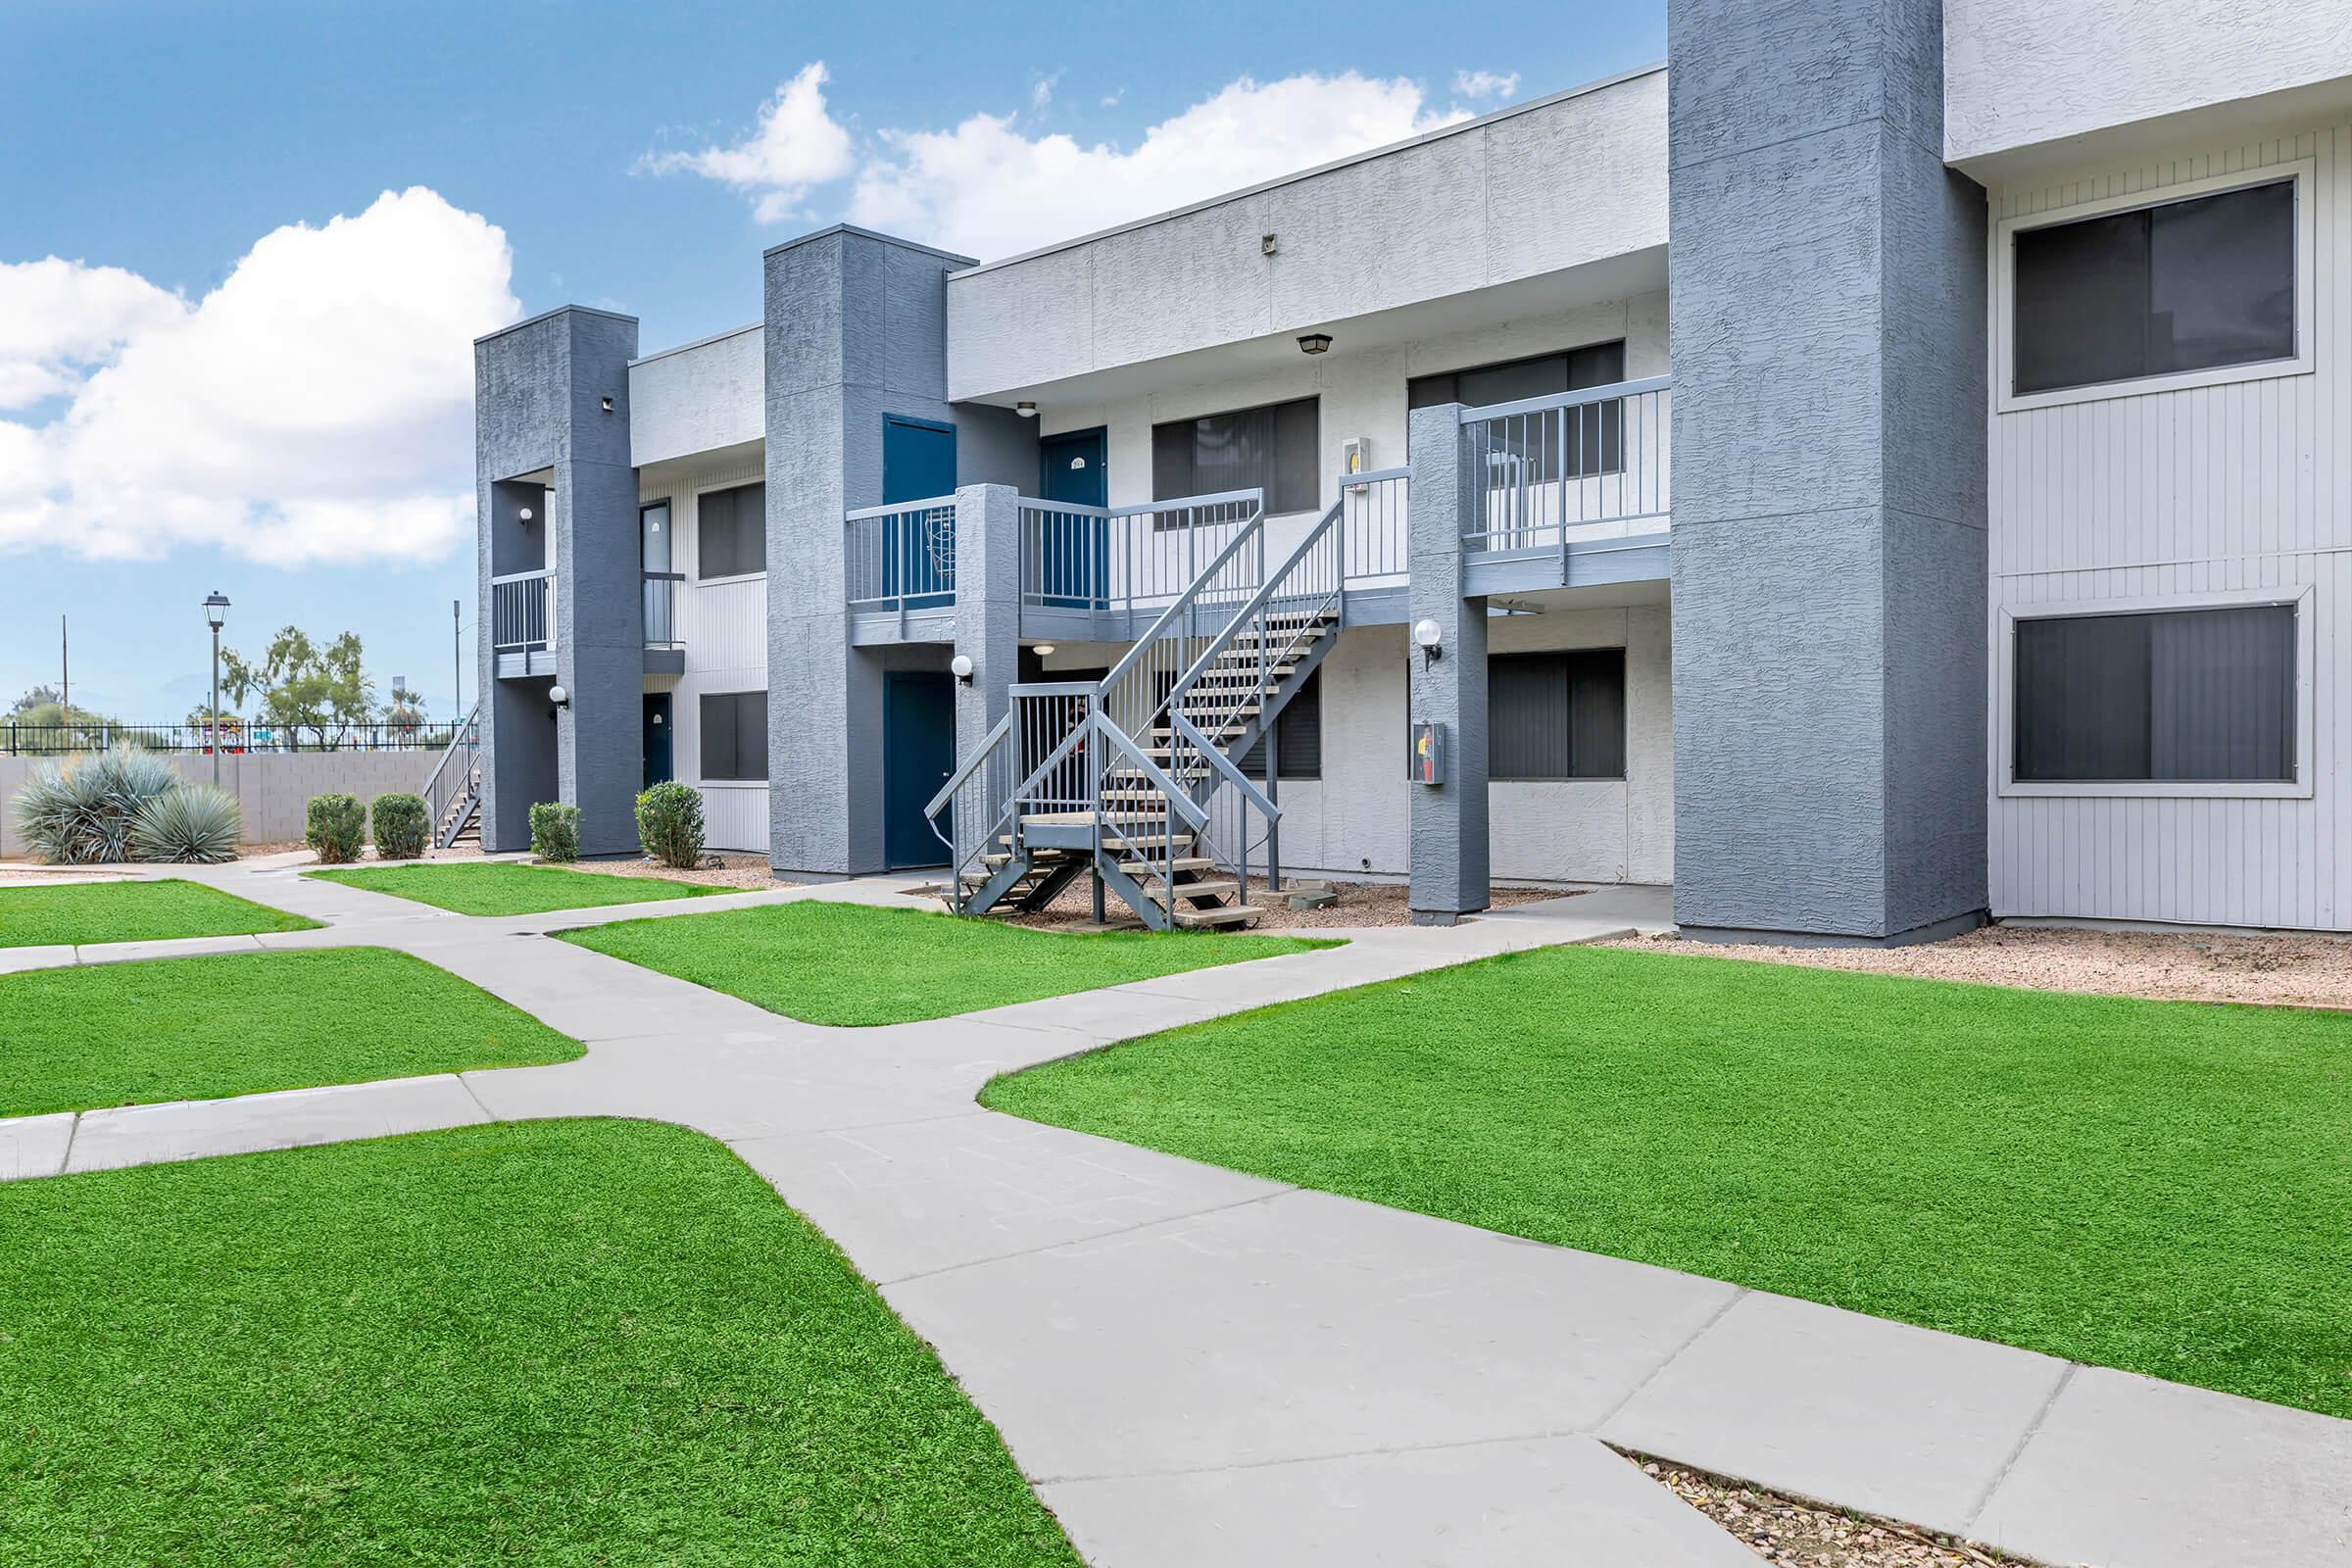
1117, 857, 1217, 876
1138, 878, 1240, 904
1173, 904, 1263, 929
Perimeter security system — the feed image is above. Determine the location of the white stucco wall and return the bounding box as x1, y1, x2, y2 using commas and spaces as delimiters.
1946, 0, 2352, 166
641, 446, 771, 853
1035, 606, 1671, 888
946, 70, 1667, 402
629, 325, 763, 468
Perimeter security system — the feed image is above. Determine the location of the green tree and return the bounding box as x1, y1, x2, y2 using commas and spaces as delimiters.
382, 680, 428, 736
220, 627, 375, 749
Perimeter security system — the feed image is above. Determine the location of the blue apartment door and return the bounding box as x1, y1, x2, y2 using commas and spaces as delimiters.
883, 670, 956, 867
642, 693, 672, 790
1037, 426, 1108, 606
881, 414, 956, 605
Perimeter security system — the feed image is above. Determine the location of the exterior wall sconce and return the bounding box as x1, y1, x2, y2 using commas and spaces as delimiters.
1015, 401, 1038, 418
950, 654, 974, 684
601, 396, 614, 413
1413, 617, 1444, 663
1298, 333, 1332, 356
548, 684, 570, 708
517, 506, 534, 524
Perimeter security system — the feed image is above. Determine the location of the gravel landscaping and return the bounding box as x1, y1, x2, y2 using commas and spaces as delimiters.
918, 876, 1574, 931
1608, 920, 2352, 1008
1631, 1456, 2044, 1567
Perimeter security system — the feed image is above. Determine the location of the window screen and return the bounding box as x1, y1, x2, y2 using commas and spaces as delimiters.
1410, 341, 1627, 476
699, 690, 769, 782
1238, 669, 1322, 780
1486, 650, 1627, 780
2013, 179, 2295, 396
698, 482, 766, 578
1152, 398, 1319, 514
2014, 606, 2294, 783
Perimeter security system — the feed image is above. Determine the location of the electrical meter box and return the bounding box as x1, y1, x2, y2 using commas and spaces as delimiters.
1412, 721, 1446, 786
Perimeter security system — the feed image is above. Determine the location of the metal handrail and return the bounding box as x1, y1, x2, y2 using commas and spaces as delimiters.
1455, 373, 1672, 424
1101, 503, 1267, 691
926, 710, 1009, 821
1168, 499, 1342, 702
1172, 711, 1279, 820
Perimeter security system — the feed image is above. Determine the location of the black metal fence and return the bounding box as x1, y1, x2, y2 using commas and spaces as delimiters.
4, 721, 466, 757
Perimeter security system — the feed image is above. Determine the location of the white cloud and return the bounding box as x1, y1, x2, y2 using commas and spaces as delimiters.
0, 187, 520, 566
646, 64, 1470, 262
1029, 73, 1059, 112
1452, 70, 1521, 102
0, 258, 183, 410
850, 72, 1471, 261
637, 62, 856, 223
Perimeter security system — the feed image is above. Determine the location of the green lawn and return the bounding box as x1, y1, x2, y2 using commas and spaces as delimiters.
560, 900, 1337, 1026
0, 948, 580, 1116
0, 878, 318, 949
0, 1119, 1079, 1567
308, 861, 730, 916
985, 944, 2352, 1421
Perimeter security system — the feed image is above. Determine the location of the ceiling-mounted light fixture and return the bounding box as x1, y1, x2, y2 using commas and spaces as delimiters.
1032, 643, 1056, 657
1015, 401, 1038, 418
1298, 332, 1332, 356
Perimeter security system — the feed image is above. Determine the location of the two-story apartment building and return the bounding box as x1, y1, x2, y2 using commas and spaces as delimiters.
464, 0, 2352, 942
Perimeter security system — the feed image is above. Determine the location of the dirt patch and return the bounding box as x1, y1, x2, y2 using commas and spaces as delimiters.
1632, 1456, 2046, 1566
1605, 920, 2352, 1009
919, 877, 1573, 931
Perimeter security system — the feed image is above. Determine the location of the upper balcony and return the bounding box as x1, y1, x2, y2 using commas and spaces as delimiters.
838, 374, 1670, 643
490, 567, 691, 678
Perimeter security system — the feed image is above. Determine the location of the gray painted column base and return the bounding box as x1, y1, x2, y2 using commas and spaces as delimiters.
1410, 910, 1467, 928
1680, 907, 1988, 950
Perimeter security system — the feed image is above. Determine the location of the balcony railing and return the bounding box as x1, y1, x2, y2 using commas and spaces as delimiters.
643, 570, 684, 649
491, 568, 555, 652
1460, 376, 1671, 554
846, 496, 956, 612
1017, 489, 1262, 612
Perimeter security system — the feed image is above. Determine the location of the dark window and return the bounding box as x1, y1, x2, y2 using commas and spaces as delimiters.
698, 482, 766, 578
1152, 397, 1318, 514
1488, 650, 1627, 781
699, 690, 769, 782
2014, 606, 2295, 783
2013, 179, 2295, 396
1238, 669, 1321, 780
1411, 341, 1627, 476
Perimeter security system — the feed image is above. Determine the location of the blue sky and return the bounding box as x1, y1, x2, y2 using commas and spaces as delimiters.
0, 0, 1662, 723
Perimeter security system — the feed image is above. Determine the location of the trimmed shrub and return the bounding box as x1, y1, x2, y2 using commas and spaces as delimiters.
129, 785, 243, 863
305, 793, 367, 864
529, 802, 580, 863
11, 747, 179, 863
370, 792, 428, 860
634, 781, 706, 869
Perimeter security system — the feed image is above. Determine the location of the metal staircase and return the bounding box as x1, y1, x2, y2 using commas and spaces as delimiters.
927, 493, 1347, 930
423, 703, 482, 850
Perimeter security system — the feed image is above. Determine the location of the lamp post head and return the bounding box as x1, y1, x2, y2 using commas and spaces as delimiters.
203, 590, 230, 631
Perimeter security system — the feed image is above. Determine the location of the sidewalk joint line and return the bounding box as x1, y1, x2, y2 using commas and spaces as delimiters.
454, 1073, 502, 1125
1962, 1359, 2078, 1531
58, 1110, 81, 1175
878, 1185, 1298, 1288
1588, 1284, 1748, 1434
1029, 1424, 1599, 1487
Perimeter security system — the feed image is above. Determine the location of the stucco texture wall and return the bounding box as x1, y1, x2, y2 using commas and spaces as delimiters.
1, 751, 438, 858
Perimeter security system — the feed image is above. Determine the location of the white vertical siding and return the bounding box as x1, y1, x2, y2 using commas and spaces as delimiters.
642, 450, 771, 853
1987, 121, 2352, 929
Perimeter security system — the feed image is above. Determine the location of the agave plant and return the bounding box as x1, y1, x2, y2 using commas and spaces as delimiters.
11, 747, 181, 863
129, 785, 244, 864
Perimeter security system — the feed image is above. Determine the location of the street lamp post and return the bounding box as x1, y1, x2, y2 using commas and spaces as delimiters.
203, 591, 230, 787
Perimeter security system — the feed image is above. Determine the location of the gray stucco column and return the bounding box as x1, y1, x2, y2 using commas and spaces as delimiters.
1667, 0, 1988, 945
1405, 403, 1488, 924
473, 305, 642, 857
952, 484, 1020, 760
763, 226, 979, 879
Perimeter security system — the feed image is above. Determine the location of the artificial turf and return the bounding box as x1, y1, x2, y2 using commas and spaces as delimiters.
0, 1119, 1080, 1567
0, 878, 318, 948
0, 948, 581, 1117
559, 900, 1337, 1025
307, 861, 730, 916
984, 943, 2352, 1420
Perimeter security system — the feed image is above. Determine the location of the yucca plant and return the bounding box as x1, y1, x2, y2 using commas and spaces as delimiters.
129, 785, 244, 863
11, 747, 180, 863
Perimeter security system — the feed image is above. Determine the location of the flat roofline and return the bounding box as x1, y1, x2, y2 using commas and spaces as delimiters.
948, 63, 1666, 281
473, 303, 638, 348
628, 320, 761, 369
761, 221, 977, 269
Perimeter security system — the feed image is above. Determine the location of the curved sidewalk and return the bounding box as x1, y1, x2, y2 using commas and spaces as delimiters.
2, 861, 2344, 1568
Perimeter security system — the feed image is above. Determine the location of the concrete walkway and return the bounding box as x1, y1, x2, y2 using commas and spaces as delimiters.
2, 861, 2346, 1567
